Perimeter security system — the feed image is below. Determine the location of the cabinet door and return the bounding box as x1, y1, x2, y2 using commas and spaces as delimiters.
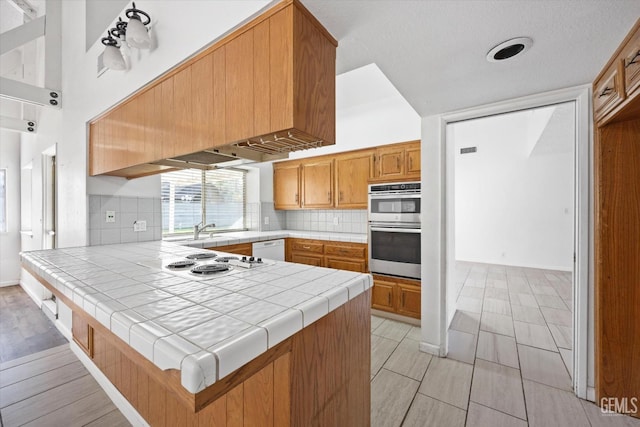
253, 20, 271, 136
72, 311, 93, 357
376, 146, 404, 179
335, 152, 373, 209
174, 66, 193, 155
291, 253, 324, 267
302, 160, 333, 208
397, 283, 421, 319
158, 77, 176, 159
274, 164, 300, 209
405, 145, 421, 176
291, 240, 324, 254
142, 86, 162, 163
191, 54, 214, 152
325, 257, 366, 273
371, 279, 395, 312
225, 29, 254, 142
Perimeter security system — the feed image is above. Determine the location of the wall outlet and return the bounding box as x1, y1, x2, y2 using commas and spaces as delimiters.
333, 216, 339, 225
105, 211, 116, 223
134, 220, 147, 232
264, 216, 269, 225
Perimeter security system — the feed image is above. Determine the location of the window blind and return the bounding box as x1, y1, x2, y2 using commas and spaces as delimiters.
161, 168, 246, 235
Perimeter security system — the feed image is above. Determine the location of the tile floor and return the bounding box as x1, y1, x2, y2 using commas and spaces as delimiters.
370, 262, 640, 427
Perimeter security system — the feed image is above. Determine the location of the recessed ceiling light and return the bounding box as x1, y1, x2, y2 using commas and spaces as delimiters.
486, 37, 533, 62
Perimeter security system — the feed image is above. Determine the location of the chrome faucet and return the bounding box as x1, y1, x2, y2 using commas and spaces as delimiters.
194, 222, 216, 239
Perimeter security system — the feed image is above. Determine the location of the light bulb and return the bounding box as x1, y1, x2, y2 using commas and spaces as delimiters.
127, 16, 151, 49
103, 45, 126, 70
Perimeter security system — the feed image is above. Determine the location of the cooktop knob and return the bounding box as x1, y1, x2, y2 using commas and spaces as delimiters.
257, 258, 262, 263
249, 256, 255, 262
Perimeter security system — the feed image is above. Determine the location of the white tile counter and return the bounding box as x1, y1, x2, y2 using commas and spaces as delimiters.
171, 229, 367, 248
20, 241, 371, 394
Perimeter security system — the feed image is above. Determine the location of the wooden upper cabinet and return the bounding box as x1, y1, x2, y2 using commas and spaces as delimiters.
301, 159, 333, 208
254, 20, 271, 136
191, 54, 214, 152
405, 145, 421, 176
89, 0, 336, 179
274, 163, 301, 209
335, 152, 373, 209
159, 77, 176, 159
226, 29, 255, 143
371, 140, 421, 182
174, 66, 193, 155
376, 145, 405, 179
622, 25, 640, 97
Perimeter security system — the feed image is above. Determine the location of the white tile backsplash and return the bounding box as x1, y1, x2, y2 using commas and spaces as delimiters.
88, 195, 162, 245
285, 209, 367, 234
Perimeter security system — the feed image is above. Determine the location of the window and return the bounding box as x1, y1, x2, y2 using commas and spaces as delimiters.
161, 168, 246, 235
0, 169, 6, 232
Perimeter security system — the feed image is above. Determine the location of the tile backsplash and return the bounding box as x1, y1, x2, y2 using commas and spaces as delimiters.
260, 202, 286, 231
88, 195, 162, 246
285, 210, 367, 234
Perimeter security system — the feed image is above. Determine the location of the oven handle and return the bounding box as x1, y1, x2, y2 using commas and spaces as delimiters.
370, 227, 421, 233
369, 193, 421, 199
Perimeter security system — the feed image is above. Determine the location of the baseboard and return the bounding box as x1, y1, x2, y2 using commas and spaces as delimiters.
371, 309, 420, 326
0, 280, 20, 287
455, 258, 572, 272
69, 343, 149, 427
587, 387, 596, 402
419, 341, 444, 357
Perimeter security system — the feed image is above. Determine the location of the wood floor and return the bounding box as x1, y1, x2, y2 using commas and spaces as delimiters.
0, 286, 130, 427
0, 286, 67, 363
370, 262, 640, 427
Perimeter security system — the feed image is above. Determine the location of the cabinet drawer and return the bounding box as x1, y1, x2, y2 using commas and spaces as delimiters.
291, 241, 324, 254
594, 63, 624, 121
622, 33, 640, 96
324, 244, 366, 259
291, 253, 324, 267
325, 257, 366, 273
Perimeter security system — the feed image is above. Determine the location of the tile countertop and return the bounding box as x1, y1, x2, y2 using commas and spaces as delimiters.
20, 241, 372, 394
172, 230, 368, 248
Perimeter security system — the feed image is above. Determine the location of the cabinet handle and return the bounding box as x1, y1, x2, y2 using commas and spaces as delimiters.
295, 193, 298, 203
388, 292, 391, 305
598, 87, 613, 98
402, 292, 405, 307
409, 156, 412, 170
340, 191, 343, 201
328, 191, 331, 202
303, 246, 311, 250
396, 157, 400, 169
626, 50, 640, 68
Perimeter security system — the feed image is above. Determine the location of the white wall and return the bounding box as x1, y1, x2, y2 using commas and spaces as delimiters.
452, 105, 574, 271
0, 131, 21, 285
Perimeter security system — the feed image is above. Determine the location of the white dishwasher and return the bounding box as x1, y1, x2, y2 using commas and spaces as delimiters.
252, 239, 285, 261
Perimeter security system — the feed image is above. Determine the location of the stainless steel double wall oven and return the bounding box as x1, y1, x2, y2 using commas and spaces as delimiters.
368, 181, 421, 280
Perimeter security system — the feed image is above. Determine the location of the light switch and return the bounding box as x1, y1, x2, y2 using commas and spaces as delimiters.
333, 216, 339, 225
106, 211, 116, 223
264, 216, 269, 225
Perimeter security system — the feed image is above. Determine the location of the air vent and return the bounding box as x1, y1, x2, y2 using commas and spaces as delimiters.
460, 147, 477, 154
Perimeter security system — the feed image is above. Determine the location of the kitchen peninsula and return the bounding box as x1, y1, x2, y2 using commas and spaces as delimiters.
20, 241, 371, 426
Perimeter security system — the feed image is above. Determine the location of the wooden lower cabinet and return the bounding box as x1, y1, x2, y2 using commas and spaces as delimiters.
207, 242, 253, 256
72, 311, 93, 358
285, 238, 368, 272
372, 274, 421, 319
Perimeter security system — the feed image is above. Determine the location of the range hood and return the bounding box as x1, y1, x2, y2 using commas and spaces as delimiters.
153, 129, 324, 170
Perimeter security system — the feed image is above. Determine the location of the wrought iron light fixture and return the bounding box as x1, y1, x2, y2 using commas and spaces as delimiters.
100, 3, 152, 71
125, 2, 152, 49
101, 30, 126, 71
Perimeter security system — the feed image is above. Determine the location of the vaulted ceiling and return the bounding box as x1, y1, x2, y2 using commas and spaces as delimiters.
303, 0, 640, 116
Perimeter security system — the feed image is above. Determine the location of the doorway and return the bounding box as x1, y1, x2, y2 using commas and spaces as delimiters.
42, 145, 56, 250
437, 87, 592, 400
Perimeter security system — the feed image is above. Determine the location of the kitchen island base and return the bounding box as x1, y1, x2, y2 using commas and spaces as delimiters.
27, 265, 371, 426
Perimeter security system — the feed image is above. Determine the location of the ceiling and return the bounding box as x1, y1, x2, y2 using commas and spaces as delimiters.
302, 0, 640, 116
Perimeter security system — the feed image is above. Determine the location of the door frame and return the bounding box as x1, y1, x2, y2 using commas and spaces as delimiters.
42, 144, 57, 250
440, 85, 591, 399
